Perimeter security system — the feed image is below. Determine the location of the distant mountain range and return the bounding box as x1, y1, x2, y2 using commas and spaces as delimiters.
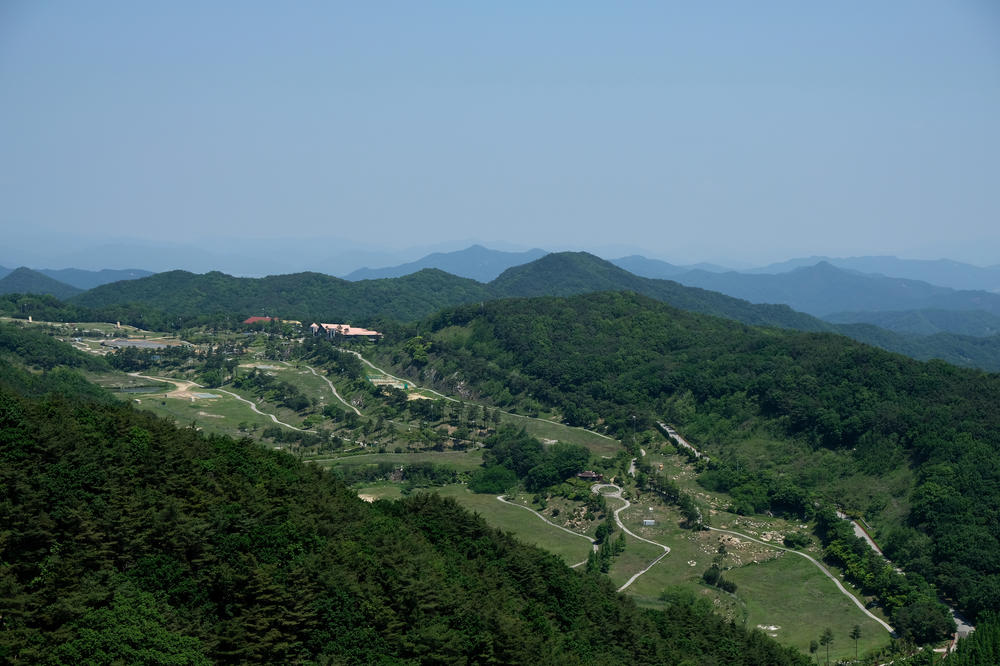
666, 262, 1000, 318
344, 245, 548, 282
746, 255, 1000, 292
351, 248, 1000, 335
5, 247, 1000, 370
0, 268, 83, 300
0, 265, 154, 290
58, 251, 1000, 372
824, 309, 1000, 337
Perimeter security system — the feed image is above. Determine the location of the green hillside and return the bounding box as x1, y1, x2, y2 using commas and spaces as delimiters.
492, 252, 830, 331
71, 268, 489, 325
386, 291, 1000, 624
41, 251, 1000, 371
0, 333, 808, 664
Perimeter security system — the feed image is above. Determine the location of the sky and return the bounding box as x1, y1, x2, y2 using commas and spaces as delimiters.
2, 1, 999, 270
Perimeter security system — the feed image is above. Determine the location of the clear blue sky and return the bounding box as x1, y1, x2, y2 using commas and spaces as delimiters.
2, 1, 998, 267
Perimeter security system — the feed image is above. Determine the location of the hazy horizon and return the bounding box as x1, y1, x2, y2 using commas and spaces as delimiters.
3, 3, 998, 269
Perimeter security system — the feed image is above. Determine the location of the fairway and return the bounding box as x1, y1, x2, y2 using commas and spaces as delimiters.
499, 412, 621, 456
435, 485, 595, 566
726, 553, 890, 661
315, 449, 485, 471
599, 490, 892, 660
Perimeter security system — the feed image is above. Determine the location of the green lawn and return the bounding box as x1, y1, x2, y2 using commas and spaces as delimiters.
726, 554, 890, 662
592, 484, 892, 661
314, 449, 485, 471
434, 485, 595, 566
499, 412, 622, 456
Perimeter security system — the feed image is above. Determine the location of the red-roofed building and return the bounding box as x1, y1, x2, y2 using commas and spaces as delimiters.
310, 322, 382, 340
243, 316, 274, 324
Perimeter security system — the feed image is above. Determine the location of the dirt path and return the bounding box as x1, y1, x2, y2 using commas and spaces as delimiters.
128, 373, 306, 432
495, 495, 596, 568
706, 525, 894, 633
592, 483, 671, 591
341, 348, 616, 441
280, 361, 360, 415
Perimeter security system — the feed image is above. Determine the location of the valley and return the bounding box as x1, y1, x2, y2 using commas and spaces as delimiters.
5, 317, 918, 661
3, 272, 998, 663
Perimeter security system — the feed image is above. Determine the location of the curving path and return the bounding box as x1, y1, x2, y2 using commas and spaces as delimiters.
592, 484, 671, 591
633, 434, 891, 633
705, 525, 894, 634
128, 373, 307, 432
281, 361, 360, 415
495, 495, 596, 568
341, 348, 615, 441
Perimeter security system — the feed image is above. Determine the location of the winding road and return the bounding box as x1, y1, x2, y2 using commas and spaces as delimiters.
341, 348, 616, 441
706, 525, 894, 634
280, 361, 360, 415
128, 372, 307, 432
495, 495, 596, 568
591, 483, 671, 591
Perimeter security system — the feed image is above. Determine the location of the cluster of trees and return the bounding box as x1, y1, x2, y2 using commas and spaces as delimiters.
106, 343, 196, 372
232, 367, 312, 412
948, 613, 1000, 665
477, 425, 591, 492
336, 460, 460, 493
638, 463, 704, 528
0, 321, 109, 372
814, 508, 955, 644
392, 291, 1000, 623
587, 519, 626, 573
697, 464, 812, 519
0, 352, 810, 664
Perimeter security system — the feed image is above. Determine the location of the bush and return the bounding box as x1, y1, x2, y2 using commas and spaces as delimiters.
469, 465, 518, 494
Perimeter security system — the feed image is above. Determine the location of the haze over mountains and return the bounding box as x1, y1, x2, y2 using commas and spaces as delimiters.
5, 245, 1000, 369
0, 266, 152, 291
344, 245, 549, 282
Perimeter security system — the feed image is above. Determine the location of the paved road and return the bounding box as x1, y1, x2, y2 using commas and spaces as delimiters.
638, 431, 891, 633
836, 513, 974, 643
657, 422, 709, 460
591, 483, 671, 591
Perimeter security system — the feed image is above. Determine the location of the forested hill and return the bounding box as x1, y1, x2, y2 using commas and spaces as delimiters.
394, 291, 1000, 622
0, 340, 807, 664
71, 268, 490, 323
490, 252, 830, 331
69, 253, 829, 331
43, 252, 1000, 370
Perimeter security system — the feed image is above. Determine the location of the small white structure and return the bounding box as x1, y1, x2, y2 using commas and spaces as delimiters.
642, 519, 656, 527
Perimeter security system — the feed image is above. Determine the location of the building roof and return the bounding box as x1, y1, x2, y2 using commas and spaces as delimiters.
313, 322, 382, 337
243, 316, 274, 324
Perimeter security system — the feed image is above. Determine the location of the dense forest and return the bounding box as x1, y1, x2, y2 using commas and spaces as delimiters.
0, 329, 810, 664
382, 291, 1000, 624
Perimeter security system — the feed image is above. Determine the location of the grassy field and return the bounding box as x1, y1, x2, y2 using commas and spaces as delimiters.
726, 554, 890, 662
119, 389, 279, 439
434, 485, 595, 566
593, 452, 895, 661
498, 412, 621, 456
314, 449, 485, 471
